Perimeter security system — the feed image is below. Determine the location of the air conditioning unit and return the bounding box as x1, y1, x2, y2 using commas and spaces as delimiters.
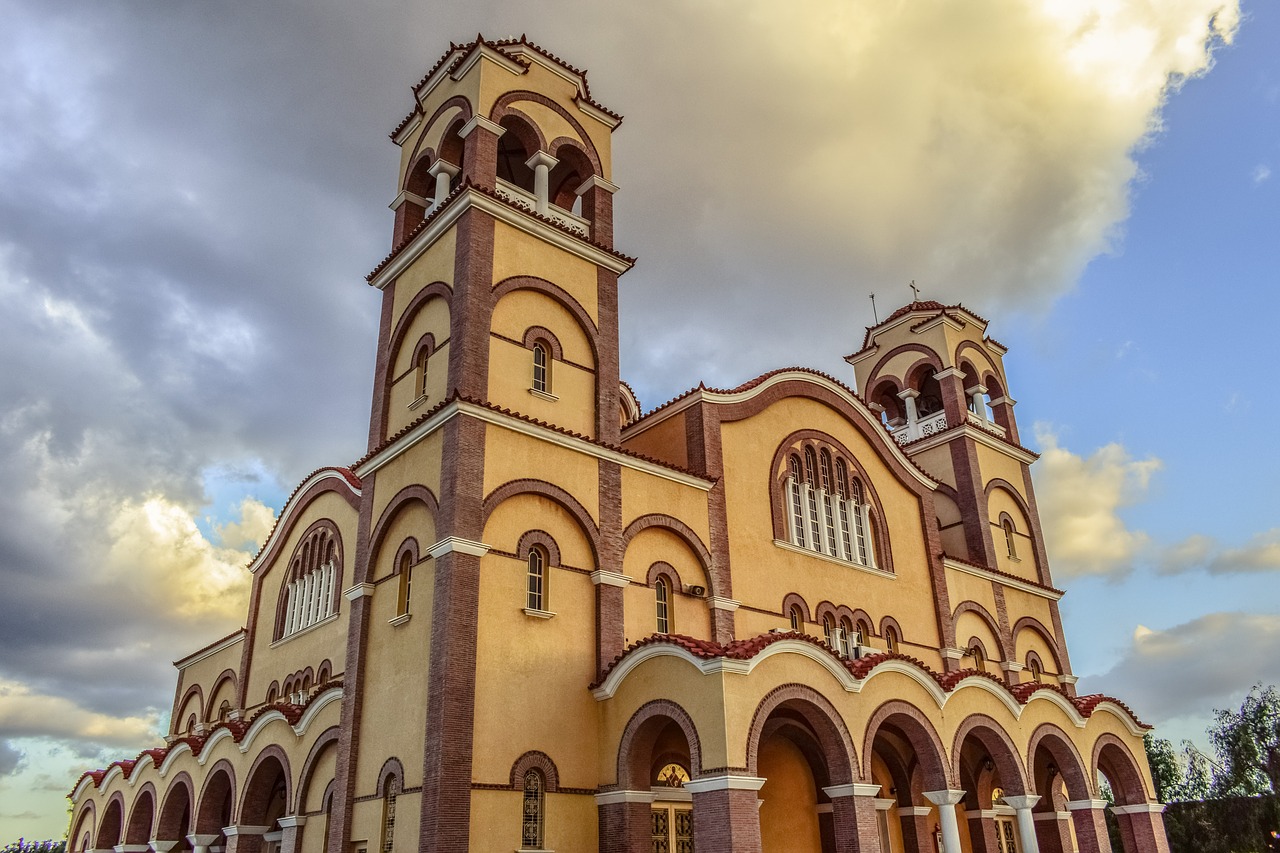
687, 584, 706, 596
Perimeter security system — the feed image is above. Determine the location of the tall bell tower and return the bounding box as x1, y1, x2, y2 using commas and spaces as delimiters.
847, 300, 1074, 685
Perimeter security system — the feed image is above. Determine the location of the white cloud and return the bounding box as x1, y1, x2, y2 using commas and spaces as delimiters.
0, 679, 158, 748
1254, 164, 1272, 184
1033, 424, 1161, 579
1086, 612, 1280, 725
1209, 528, 1280, 574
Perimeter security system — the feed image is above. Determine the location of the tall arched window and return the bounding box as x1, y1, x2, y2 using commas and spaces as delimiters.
1029, 657, 1043, 683
531, 342, 550, 393
789, 605, 803, 632
885, 626, 899, 654
397, 551, 413, 617
839, 617, 855, 657
380, 778, 398, 853
526, 547, 546, 612
416, 347, 430, 399
970, 645, 986, 673
521, 770, 545, 850
655, 578, 671, 633
822, 614, 835, 648
784, 444, 877, 567
1001, 517, 1017, 559
279, 526, 340, 639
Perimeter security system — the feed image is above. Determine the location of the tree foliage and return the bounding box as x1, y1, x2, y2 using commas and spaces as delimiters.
1, 841, 66, 853
1210, 684, 1280, 797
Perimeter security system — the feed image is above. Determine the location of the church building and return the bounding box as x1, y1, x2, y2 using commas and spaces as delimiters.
68, 36, 1171, 853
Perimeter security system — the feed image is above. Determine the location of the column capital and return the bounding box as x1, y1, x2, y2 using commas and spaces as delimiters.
940, 646, 966, 660
149, 842, 181, 853
427, 536, 491, 558
576, 174, 620, 196
388, 190, 430, 211
683, 773, 767, 793
823, 782, 882, 798
525, 150, 559, 171
276, 816, 308, 828
342, 582, 375, 600
589, 570, 632, 588
923, 789, 967, 806
989, 395, 1017, 407
934, 367, 965, 381
186, 836, 221, 848
458, 115, 504, 139
1065, 799, 1111, 811
221, 826, 272, 838
897, 388, 921, 400
427, 159, 459, 179
594, 789, 656, 805
1110, 802, 1166, 815
899, 806, 933, 816
964, 384, 988, 396
708, 596, 740, 612
1000, 794, 1041, 810
115, 846, 151, 853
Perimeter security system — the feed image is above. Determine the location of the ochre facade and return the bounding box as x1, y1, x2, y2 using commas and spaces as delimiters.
68, 36, 1170, 853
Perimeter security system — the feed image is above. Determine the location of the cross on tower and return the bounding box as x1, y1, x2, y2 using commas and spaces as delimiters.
909, 280, 920, 302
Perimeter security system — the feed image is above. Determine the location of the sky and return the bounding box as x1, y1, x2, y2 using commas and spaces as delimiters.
0, 0, 1276, 840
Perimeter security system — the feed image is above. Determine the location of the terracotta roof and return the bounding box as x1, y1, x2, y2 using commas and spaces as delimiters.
390, 34, 623, 140
593, 632, 1150, 729
942, 553, 1065, 596
246, 466, 361, 567
365, 179, 634, 285
352, 391, 711, 482
851, 300, 991, 356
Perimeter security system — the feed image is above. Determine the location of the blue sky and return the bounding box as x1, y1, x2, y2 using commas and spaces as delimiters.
0, 0, 1275, 840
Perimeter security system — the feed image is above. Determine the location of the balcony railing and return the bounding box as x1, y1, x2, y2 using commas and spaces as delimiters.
891, 410, 947, 444
494, 178, 591, 238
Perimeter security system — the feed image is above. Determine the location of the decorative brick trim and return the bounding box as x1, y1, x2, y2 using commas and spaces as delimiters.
482, 478, 600, 564
509, 750, 560, 792
490, 91, 603, 173
949, 714, 1030, 796
379, 281, 453, 440
69, 801, 96, 853
1091, 733, 1151, 804
123, 784, 157, 846
859, 344, 946, 397
745, 683, 857, 783
516, 530, 562, 567
195, 761, 237, 834
373, 757, 405, 798
240, 747, 292, 825
781, 593, 811, 627
614, 699, 703, 790
202, 671, 238, 724
174, 684, 205, 736
1026, 723, 1092, 802
862, 700, 950, 790
621, 514, 714, 591
645, 560, 681, 590
951, 600, 1013, 662
294, 726, 340, 815
520, 325, 564, 362
155, 772, 193, 841
1011, 616, 1064, 673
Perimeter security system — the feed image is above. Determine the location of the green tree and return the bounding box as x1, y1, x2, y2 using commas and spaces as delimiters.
1147, 734, 1183, 802
1210, 684, 1280, 797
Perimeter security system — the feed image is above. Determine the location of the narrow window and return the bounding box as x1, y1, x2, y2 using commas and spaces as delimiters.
804, 448, 822, 551
1002, 517, 1017, 559
1029, 658, 1043, 683
526, 548, 545, 612
970, 645, 986, 673
531, 342, 549, 393
397, 551, 413, 616
655, 578, 671, 633
856, 620, 872, 650
851, 480, 869, 564
820, 450, 838, 556
218, 701, 231, 722
835, 459, 853, 560
885, 627, 899, 654
788, 455, 806, 548
822, 615, 835, 647
416, 347, 430, 398
381, 779, 398, 853
521, 770, 545, 850
789, 605, 802, 632
840, 618, 855, 657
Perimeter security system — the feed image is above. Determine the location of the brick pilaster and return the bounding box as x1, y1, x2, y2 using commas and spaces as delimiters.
690, 788, 762, 853
596, 798, 652, 853
684, 403, 735, 643
1066, 801, 1113, 853
596, 461, 626, 677
446, 208, 496, 400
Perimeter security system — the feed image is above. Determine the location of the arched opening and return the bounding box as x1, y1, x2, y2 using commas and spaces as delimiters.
869, 379, 905, 428
1029, 727, 1095, 853
196, 766, 235, 847
156, 777, 194, 848
240, 753, 291, 846
1096, 738, 1164, 853
912, 368, 944, 420
496, 115, 539, 194
125, 788, 156, 845
96, 798, 124, 851
548, 142, 594, 216
615, 707, 700, 853
69, 805, 95, 853
954, 720, 1029, 853
866, 706, 950, 853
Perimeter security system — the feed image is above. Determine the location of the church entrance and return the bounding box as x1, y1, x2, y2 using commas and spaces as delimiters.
993, 815, 1019, 853
649, 804, 694, 853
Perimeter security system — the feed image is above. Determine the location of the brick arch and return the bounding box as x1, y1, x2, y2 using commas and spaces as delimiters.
483, 479, 600, 565
375, 757, 406, 797
369, 484, 440, 577
782, 593, 812, 627
849, 608, 875, 637
490, 91, 603, 173
547, 137, 595, 208
1027, 723, 1092, 803
495, 107, 546, 158
69, 801, 95, 853
204, 670, 238, 721
516, 529, 562, 567
510, 750, 561, 792
273, 518, 345, 640
96, 792, 125, 849
124, 782, 157, 844
1012, 616, 1064, 672
174, 683, 204, 731
405, 95, 476, 178
950, 714, 1030, 797
196, 759, 236, 833
768, 429, 897, 574
614, 699, 703, 791
879, 615, 905, 645
492, 276, 600, 367
380, 281, 453, 429
239, 745, 292, 826
156, 771, 194, 841
951, 600, 1012, 661
746, 683, 858, 784
521, 324, 564, 361
645, 560, 681, 590
621, 513, 714, 593
862, 699, 951, 791
862, 344, 946, 395
954, 340, 1001, 379
296, 725, 340, 814
1092, 733, 1151, 804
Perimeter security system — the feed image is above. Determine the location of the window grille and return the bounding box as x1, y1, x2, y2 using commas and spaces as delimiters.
521, 770, 544, 849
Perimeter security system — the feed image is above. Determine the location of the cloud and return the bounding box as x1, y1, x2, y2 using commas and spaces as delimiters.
1254, 164, 1272, 184
0, 680, 157, 750
1085, 613, 1280, 725
0, 741, 23, 776
1033, 424, 1161, 579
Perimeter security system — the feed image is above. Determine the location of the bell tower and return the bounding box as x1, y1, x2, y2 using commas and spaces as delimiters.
847, 301, 1073, 678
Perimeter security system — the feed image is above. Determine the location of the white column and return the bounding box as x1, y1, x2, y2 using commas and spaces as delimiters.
427, 159, 459, 208
898, 388, 920, 437
1001, 795, 1042, 853
525, 151, 559, 214
187, 834, 220, 853
923, 789, 966, 853
966, 384, 989, 421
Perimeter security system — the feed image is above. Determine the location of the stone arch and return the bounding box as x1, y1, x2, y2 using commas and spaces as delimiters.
69, 801, 95, 853
746, 683, 858, 784
239, 746, 292, 828
1092, 733, 1151, 804
490, 91, 604, 174
862, 699, 951, 793
621, 514, 715, 591
951, 600, 1012, 661
950, 714, 1030, 807
614, 699, 703, 791
124, 782, 158, 844
1027, 723, 1092, 803
369, 484, 441, 568
97, 794, 125, 850
482, 479, 599, 564
156, 772, 194, 842
196, 760, 237, 833
510, 750, 561, 792
296, 726, 341, 814
375, 757, 406, 797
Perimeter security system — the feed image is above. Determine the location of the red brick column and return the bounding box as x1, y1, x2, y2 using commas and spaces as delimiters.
1033, 811, 1074, 853
989, 396, 1019, 445
685, 775, 764, 853
220, 826, 267, 853
966, 810, 1000, 853
824, 784, 886, 852
276, 816, 305, 853
458, 116, 501, 188
576, 175, 618, 250
1065, 800, 1113, 853
897, 807, 935, 853
592, 570, 628, 679
1112, 804, 1170, 853
596, 792, 654, 853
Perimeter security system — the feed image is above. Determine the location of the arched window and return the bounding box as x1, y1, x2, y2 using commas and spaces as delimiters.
521, 770, 545, 850
397, 551, 413, 617
279, 526, 340, 639
531, 342, 550, 393
218, 700, 231, 722
266, 684, 278, 703
784, 443, 877, 567
885, 626, 899, 654
381, 777, 398, 853
856, 620, 872, 648
416, 346, 430, 399
526, 547, 546, 612
839, 617, 856, 657
970, 645, 986, 673
1001, 517, 1017, 559
655, 578, 671, 633
822, 614, 835, 648
1029, 657, 1043, 683
789, 605, 803, 632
